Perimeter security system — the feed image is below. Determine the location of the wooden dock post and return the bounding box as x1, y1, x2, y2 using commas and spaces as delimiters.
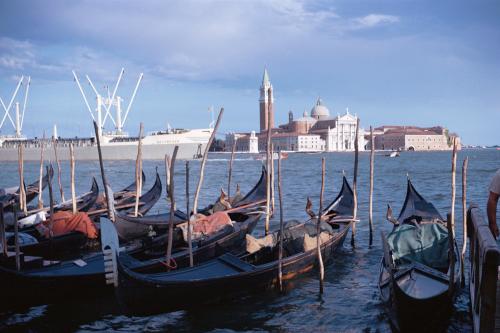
53, 138, 65, 202
369, 126, 374, 246
265, 91, 272, 235
461, 156, 468, 286
317, 157, 326, 294
134, 123, 144, 217
165, 146, 179, 269
0, 204, 6, 257
93, 121, 112, 219
69, 143, 77, 214
185, 160, 193, 267
277, 151, 284, 292
228, 138, 237, 200
448, 137, 458, 295
351, 118, 360, 246
13, 205, 20, 271
271, 143, 275, 217
37, 133, 45, 209
47, 165, 55, 238
18, 144, 27, 215
467, 204, 500, 332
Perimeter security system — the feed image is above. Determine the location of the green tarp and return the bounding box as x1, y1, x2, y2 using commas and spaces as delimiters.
387, 223, 449, 269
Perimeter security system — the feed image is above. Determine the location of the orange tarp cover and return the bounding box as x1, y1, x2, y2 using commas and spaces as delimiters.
43, 211, 98, 239
192, 211, 231, 235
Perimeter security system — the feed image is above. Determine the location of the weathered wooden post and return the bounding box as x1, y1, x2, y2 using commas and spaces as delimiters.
185, 160, 193, 267
13, 205, 20, 271
264, 92, 272, 235
192, 108, 224, 216
46, 165, 55, 238
0, 204, 6, 257
134, 123, 144, 217
351, 118, 360, 246
69, 143, 77, 214
53, 138, 65, 202
93, 121, 112, 219
228, 137, 237, 200
37, 133, 45, 209
271, 143, 275, 216
165, 146, 179, 269
189, 108, 224, 267
461, 156, 468, 285
317, 157, 326, 294
369, 126, 375, 246
448, 137, 458, 295
18, 144, 27, 215
277, 151, 284, 292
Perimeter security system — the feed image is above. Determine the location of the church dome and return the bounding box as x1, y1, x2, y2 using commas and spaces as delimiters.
310, 98, 330, 119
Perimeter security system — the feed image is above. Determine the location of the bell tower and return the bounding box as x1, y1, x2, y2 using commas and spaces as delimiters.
259, 68, 274, 132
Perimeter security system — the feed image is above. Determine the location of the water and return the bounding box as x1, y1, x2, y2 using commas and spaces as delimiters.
0, 149, 499, 332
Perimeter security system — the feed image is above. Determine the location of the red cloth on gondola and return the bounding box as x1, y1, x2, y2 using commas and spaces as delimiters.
42, 211, 98, 239
192, 211, 232, 235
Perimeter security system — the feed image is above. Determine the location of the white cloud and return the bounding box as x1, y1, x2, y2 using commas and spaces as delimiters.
352, 14, 400, 29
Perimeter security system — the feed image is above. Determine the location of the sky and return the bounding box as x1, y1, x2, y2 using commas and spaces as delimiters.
0, 0, 499, 145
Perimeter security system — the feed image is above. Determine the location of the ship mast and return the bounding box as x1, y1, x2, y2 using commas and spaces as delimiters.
0, 76, 30, 138
72, 68, 143, 137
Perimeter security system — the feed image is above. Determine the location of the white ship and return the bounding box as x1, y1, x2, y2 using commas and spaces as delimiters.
0, 70, 212, 161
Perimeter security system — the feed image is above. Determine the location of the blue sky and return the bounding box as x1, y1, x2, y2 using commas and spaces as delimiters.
0, 0, 498, 144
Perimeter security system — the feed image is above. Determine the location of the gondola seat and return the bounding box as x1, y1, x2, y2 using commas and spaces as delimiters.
387, 222, 449, 269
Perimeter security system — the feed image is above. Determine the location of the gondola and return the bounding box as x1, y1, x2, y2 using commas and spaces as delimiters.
89, 171, 146, 212
53, 177, 99, 213
113, 176, 355, 315
8, 175, 161, 260
0, 165, 54, 210
0, 174, 266, 309
378, 179, 460, 332
113, 167, 267, 241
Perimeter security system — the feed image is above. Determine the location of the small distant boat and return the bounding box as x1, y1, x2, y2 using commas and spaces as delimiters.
253, 152, 288, 161
386, 151, 400, 158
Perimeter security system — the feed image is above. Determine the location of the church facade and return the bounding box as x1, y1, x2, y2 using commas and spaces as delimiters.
225, 69, 365, 152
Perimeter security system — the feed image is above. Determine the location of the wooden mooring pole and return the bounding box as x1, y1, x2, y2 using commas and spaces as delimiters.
265, 92, 272, 235
47, 165, 55, 238
165, 146, 179, 269
134, 123, 144, 217
70, 143, 77, 214
277, 151, 284, 292
448, 137, 458, 295
186, 161, 193, 267
351, 118, 360, 246
369, 126, 374, 246
461, 156, 468, 286
0, 204, 6, 257
18, 144, 27, 215
37, 133, 45, 209
317, 157, 326, 294
228, 138, 237, 200
53, 138, 65, 202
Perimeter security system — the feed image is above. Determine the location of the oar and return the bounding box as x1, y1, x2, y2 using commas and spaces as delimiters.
93, 121, 113, 220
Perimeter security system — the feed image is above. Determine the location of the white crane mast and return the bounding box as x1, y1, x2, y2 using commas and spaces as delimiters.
0, 75, 30, 138
72, 68, 143, 137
